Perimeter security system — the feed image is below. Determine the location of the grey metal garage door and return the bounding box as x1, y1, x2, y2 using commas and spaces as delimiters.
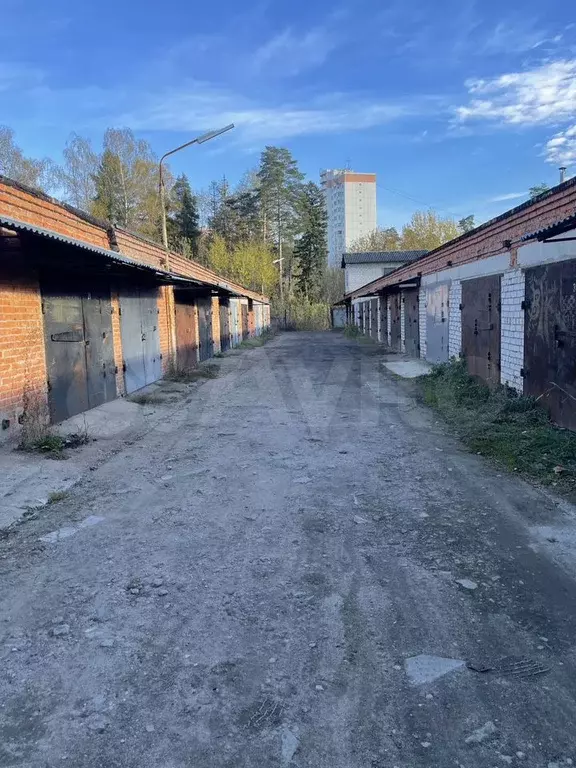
42, 285, 116, 423
426, 283, 450, 363
120, 288, 162, 394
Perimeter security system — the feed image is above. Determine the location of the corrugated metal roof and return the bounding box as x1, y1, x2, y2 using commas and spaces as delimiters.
342, 250, 428, 265
521, 212, 576, 241
0, 214, 202, 285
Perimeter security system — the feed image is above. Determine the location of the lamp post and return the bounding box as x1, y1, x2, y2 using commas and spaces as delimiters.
158, 123, 235, 254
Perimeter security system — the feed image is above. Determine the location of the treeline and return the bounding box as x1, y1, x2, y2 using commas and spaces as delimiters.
0, 126, 338, 302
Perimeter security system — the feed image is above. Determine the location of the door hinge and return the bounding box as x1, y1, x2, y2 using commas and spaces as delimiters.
41, 300, 45, 314
122, 362, 127, 372
521, 300, 529, 311
520, 367, 527, 378
459, 303, 463, 311
46, 379, 52, 392
115, 365, 119, 374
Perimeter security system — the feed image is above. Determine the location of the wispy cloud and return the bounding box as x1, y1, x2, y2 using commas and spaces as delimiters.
487, 191, 527, 203
251, 27, 337, 77
456, 59, 576, 125
545, 124, 576, 166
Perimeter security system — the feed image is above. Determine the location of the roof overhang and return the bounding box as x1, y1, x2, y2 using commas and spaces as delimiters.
0, 214, 204, 287
521, 212, 576, 242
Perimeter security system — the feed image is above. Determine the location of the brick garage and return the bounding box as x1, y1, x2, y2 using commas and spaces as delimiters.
0, 175, 270, 441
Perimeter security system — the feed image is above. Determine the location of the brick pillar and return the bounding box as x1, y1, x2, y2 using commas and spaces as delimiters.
500, 269, 525, 392
110, 289, 125, 396
418, 286, 427, 359
448, 280, 462, 358
211, 296, 221, 354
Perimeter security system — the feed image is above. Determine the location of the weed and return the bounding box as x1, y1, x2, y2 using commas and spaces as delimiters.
213, 351, 225, 358
48, 490, 68, 504
129, 392, 165, 406
19, 433, 66, 458
343, 324, 361, 338
417, 358, 576, 498
164, 363, 219, 382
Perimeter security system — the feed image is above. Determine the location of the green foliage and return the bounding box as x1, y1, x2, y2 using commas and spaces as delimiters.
350, 227, 401, 252
343, 324, 361, 338
458, 214, 475, 234
207, 235, 278, 295
401, 210, 460, 251
529, 183, 550, 199
294, 182, 327, 298
48, 490, 68, 504
169, 174, 200, 257
257, 146, 304, 248
418, 359, 576, 498
285, 298, 330, 331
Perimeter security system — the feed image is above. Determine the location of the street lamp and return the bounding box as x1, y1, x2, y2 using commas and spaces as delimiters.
159, 123, 235, 252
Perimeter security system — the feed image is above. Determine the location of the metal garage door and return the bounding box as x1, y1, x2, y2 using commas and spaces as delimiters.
462, 275, 501, 387
370, 299, 379, 341
197, 297, 213, 361
426, 283, 450, 363
524, 261, 576, 429
390, 293, 402, 351
230, 300, 241, 347
219, 299, 231, 351
241, 302, 249, 340
174, 294, 198, 371
120, 288, 162, 394
42, 285, 116, 423
403, 289, 420, 357
380, 295, 388, 344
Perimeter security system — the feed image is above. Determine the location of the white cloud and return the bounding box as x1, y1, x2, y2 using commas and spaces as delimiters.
488, 191, 527, 202
251, 27, 337, 77
457, 59, 576, 125
545, 124, 576, 166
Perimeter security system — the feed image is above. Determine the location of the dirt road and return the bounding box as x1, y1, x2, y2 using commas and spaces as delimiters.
1, 332, 576, 767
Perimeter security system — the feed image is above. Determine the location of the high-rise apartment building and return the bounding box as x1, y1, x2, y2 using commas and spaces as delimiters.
321, 169, 377, 267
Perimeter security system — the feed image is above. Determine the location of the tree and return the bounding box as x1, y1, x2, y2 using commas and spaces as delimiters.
318, 267, 345, 305
257, 146, 304, 246
400, 210, 460, 251
207, 233, 229, 275
0, 125, 57, 192
293, 182, 327, 298
169, 174, 200, 257
91, 128, 160, 238
60, 133, 98, 210
350, 227, 400, 252
458, 215, 475, 234
529, 183, 550, 199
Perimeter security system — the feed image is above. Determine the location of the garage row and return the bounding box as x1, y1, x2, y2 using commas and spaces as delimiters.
343, 215, 576, 431
0, 219, 269, 435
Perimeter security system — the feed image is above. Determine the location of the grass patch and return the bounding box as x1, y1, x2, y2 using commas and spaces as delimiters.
129, 392, 166, 406
20, 433, 67, 458
47, 490, 68, 504
238, 329, 277, 349
343, 324, 361, 338
164, 362, 220, 382
417, 358, 576, 497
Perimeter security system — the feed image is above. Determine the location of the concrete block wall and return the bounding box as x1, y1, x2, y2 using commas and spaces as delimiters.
500, 269, 525, 392
448, 280, 462, 358
377, 297, 382, 342
418, 287, 427, 359
386, 296, 392, 346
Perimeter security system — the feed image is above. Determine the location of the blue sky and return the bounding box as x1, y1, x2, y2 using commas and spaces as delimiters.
1, 0, 575, 229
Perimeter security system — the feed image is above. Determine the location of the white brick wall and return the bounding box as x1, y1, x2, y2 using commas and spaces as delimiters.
377, 297, 381, 342
500, 269, 525, 392
449, 280, 462, 358
400, 293, 406, 352
418, 287, 427, 359
386, 296, 392, 346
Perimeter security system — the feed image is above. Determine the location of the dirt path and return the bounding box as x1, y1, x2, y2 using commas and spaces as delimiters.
1, 332, 576, 767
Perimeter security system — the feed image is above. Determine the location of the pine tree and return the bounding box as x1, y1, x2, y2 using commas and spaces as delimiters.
169, 174, 200, 257
294, 182, 327, 298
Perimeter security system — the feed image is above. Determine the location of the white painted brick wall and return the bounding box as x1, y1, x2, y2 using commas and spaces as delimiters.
377, 297, 381, 342
418, 287, 427, 359
400, 293, 406, 352
449, 280, 462, 358
500, 269, 525, 392
386, 296, 392, 346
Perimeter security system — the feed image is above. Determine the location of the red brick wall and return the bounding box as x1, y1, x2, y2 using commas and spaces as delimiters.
0, 262, 47, 439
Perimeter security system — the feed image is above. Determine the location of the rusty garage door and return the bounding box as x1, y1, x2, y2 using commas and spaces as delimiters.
197, 297, 213, 361
370, 299, 379, 341
42, 283, 116, 423
174, 293, 198, 371
461, 275, 501, 387
219, 298, 231, 351
426, 283, 450, 363
390, 293, 402, 351
403, 289, 419, 357
524, 260, 576, 430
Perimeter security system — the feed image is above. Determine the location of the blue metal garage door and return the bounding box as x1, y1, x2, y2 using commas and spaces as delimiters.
120, 288, 162, 394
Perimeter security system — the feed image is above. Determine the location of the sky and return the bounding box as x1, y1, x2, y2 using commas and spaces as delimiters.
1, 0, 575, 229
